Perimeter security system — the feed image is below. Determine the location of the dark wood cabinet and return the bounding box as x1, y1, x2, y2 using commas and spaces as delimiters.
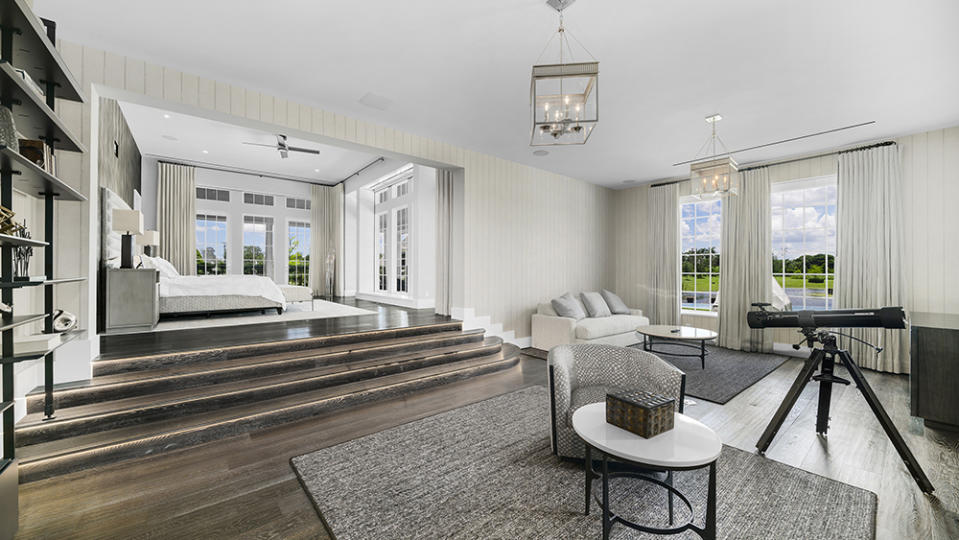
910, 312, 959, 431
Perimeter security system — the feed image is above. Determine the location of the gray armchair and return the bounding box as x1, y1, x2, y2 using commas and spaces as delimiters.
548, 344, 686, 459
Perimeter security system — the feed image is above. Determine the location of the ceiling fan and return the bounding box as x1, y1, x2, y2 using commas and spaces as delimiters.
242, 134, 320, 159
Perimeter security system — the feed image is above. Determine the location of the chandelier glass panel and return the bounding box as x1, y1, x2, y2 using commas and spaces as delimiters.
530, 4, 598, 146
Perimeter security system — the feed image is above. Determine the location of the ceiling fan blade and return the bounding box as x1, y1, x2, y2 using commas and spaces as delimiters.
287, 146, 321, 155
242, 142, 277, 148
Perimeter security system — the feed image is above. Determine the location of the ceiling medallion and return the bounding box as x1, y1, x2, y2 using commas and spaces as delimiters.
690, 114, 739, 199
530, 0, 598, 146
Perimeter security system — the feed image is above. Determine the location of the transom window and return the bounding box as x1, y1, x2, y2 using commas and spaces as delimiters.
681, 199, 721, 311
196, 187, 230, 202
286, 197, 311, 210
243, 192, 274, 206
772, 176, 837, 310
287, 221, 310, 286
243, 216, 274, 277
195, 214, 227, 275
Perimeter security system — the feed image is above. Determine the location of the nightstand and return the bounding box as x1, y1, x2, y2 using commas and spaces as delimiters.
105, 268, 159, 332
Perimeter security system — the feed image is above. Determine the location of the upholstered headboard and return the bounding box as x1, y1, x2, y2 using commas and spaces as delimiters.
100, 186, 130, 267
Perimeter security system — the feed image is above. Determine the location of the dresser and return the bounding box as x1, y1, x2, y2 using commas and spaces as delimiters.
105, 268, 159, 332
910, 312, 959, 431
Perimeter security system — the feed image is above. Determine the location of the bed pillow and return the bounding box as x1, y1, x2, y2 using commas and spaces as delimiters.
142, 255, 179, 279
580, 291, 612, 318
601, 289, 630, 315
551, 292, 587, 321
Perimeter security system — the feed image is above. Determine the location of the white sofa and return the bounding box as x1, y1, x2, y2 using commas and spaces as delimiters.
531, 300, 650, 351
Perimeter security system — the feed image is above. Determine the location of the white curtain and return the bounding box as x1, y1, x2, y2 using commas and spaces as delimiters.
435, 169, 453, 315
156, 162, 196, 275
646, 183, 680, 325
836, 144, 908, 373
718, 168, 773, 352
310, 183, 344, 297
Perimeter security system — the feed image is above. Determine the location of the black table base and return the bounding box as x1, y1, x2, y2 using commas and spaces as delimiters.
584, 445, 717, 540
642, 334, 710, 369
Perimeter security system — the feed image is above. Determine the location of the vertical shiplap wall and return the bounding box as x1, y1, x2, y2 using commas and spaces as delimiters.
899, 126, 959, 315
56, 41, 613, 340
610, 184, 650, 310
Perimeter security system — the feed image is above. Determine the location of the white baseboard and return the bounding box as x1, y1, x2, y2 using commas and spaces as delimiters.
356, 292, 435, 309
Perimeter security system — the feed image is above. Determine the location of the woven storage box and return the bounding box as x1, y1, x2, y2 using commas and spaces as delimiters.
606, 391, 675, 438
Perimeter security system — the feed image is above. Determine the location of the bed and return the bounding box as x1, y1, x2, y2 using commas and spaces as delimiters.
101, 187, 287, 316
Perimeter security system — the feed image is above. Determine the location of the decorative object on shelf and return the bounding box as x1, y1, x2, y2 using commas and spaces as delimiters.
138, 229, 159, 257
112, 208, 143, 269
688, 114, 739, 199
606, 390, 675, 438
530, 0, 598, 146
12, 220, 33, 278
0, 106, 18, 151
52, 309, 78, 333
19, 138, 46, 168
0, 204, 20, 234
0, 301, 10, 314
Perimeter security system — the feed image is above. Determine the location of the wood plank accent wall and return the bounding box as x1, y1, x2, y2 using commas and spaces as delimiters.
54, 41, 613, 340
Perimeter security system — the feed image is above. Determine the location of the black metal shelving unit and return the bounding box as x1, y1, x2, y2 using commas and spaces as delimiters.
0, 1, 86, 537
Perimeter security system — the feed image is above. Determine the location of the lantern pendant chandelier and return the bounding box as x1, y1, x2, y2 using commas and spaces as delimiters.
690, 114, 739, 199
530, 0, 599, 146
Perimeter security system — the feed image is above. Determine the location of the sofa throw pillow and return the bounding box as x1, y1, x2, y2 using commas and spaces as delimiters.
581, 291, 612, 318
601, 289, 630, 314
551, 292, 587, 320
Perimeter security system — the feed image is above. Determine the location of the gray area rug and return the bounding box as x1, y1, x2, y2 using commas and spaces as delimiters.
630, 343, 789, 404
292, 387, 875, 540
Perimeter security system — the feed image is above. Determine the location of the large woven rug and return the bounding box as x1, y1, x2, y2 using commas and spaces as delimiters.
291, 387, 876, 540
629, 343, 790, 404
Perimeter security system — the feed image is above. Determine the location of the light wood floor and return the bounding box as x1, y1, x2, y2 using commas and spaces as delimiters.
15, 354, 959, 539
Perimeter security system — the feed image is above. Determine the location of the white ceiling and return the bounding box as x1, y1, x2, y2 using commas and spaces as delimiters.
118, 101, 380, 184
37, 0, 959, 188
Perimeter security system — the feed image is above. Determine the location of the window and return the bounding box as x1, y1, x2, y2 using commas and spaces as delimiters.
196, 187, 230, 202
772, 176, 837, 310
287, 221, 310, 286
243, 216, 274, 277
195, 214, 227, 275
393, 181, 409, 198
286, 197, 311, 210
395, 207, 409, 293
376, 189, 389, 204
681, 199, 721, 311
375, 213, 388, 291
243, 192, 274, 206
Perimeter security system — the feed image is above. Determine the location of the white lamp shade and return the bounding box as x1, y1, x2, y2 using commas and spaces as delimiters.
112, 209, 144, 235
138, 230, 160, 246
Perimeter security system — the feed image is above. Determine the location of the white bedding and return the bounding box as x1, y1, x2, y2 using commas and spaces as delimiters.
159, 275, 287, 309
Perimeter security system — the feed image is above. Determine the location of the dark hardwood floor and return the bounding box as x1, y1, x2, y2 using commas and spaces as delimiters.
100, 298, 450, 359
15, 356, 547, 539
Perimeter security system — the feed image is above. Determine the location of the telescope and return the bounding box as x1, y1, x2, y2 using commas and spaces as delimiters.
746, 306, 905, 330
747, 303, 933, 493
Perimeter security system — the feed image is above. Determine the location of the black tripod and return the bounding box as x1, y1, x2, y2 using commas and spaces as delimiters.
756, 328, 934, 493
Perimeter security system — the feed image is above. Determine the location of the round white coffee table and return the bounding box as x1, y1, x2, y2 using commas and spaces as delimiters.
636, 325, 718, 369
572, 401, 722, 540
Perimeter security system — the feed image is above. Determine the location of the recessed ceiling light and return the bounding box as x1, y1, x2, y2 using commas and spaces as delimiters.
314, 168, 320, 173
201, 150, 209, 154
161, 135, 178, 141
532, 149, 549, 156
163, 113, 171, 119
622, 179, 637, 184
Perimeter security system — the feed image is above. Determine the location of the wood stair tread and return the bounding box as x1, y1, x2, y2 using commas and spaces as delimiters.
18, 336, 503, 427
16, 348, 518, 467
36, 329, 486, 395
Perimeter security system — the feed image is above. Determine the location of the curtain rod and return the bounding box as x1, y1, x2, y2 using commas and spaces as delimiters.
737, 140, 896, 173
152, 156, 338, 186
650, 140, 898, 186
337, 157, 386, 185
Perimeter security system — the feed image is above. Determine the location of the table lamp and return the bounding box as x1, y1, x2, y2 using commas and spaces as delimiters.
138, 230, 160, 257
112, 209, 143, 268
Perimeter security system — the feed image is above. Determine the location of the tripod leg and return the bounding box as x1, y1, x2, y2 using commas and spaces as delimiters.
839, 351, 935, 494
757, 349, 824, 454
815, 351, 835, 435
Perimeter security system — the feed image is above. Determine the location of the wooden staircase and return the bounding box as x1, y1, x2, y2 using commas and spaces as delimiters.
15, 321, 519, 482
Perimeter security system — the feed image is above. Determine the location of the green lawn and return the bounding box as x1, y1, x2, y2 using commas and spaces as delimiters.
681, 275, 719, 292
683, 274, 834, 293
774, 275, 834, 290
